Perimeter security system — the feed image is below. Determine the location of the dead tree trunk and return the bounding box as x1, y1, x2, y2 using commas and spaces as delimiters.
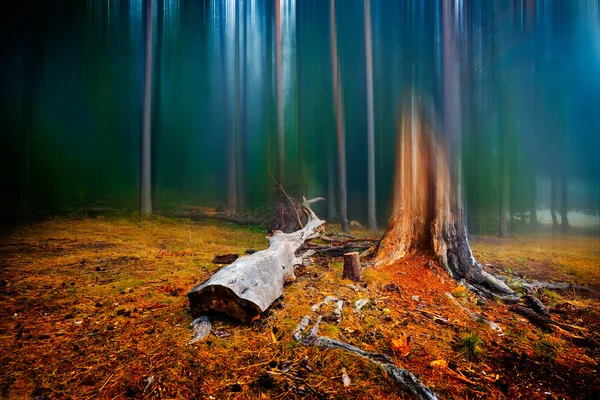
377, 95, 514, 300
187, 198, 325, 322
343, 252, 361, 281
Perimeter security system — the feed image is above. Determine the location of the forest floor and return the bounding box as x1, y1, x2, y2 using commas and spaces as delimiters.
0, 216, 598, 399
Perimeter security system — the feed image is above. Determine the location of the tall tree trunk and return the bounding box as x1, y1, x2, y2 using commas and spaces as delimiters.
275, 0, 285, 192
378, 1, 514, 300
529, 171, 538, 230
364, 0, 377, 232
230, 1, 241, 210
377, 96, 513, 299
152, 0, 164, 211
238, 0, 248, 212
221, 1, 234, 206
550, 172, 559, 232
140, 0, 154, 215
296, 1, 306, 196
327, 147, 337, 220
498, 100, 509, 237
560, 169, 569, 232
265, 0, 276, 206
330, 0, 350, 232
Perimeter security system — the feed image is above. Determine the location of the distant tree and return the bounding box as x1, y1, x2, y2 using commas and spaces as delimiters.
238, 0, 248, 212
329, 0, 349, 232
364, 0, 378, 231
140, 0, 154, 215
275, 0, 285, 192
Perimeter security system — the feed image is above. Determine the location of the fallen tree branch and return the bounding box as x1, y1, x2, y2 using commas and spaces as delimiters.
293, 315, 437, 400
300, 242, 374, 257
157, 210, 265, 226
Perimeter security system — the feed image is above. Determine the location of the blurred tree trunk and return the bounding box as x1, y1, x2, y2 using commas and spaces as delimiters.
140, 0, 154, 215
230, 1, 241, 210
378, 1, 513, 297
327, 148, 337, 220
560, 169, 569, 232
550, 172, 559, 231
330, 0, 350, 232
221, 1, 234, 207
529, 171, 538, 230
275, 0, 285, 194
364, 0, 377, 231
296, 0, 306, 196
238, 0, 248, 212
152, 0, 164, 211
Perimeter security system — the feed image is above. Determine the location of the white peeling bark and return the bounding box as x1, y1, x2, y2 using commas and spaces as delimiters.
187, 198, 325, 322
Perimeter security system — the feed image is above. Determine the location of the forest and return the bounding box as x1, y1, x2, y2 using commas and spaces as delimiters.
0, 0, 599, 399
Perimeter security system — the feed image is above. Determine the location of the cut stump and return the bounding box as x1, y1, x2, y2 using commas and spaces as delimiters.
343, 252, 361, 281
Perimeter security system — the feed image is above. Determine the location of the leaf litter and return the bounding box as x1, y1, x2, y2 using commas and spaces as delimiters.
0, 216, 598, 399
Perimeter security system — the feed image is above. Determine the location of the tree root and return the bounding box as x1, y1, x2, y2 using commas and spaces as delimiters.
292, 315, 438, 400
444, 292, 503, 332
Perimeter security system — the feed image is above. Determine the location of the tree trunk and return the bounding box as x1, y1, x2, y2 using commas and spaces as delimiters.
187, 198, 325, 323
343, 252, 361, 281
296, 1, 307, 196
560, 169, 569, 232
232, 1, 241, 211
152, 0, 164, 211
140, 0, 154, 215
364, 0, 378, 232
238, 0, 248, 212
275, 0, 285, 191
529, 170, 538, 230
330, 0, 350, 232
377, 95, 513, 299
550, 172, 559, 232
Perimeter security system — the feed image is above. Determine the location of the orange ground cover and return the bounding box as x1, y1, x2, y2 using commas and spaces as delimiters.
0, 217, 598, 399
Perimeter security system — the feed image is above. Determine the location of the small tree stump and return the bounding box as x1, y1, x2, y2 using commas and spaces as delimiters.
343, 252, 361, 281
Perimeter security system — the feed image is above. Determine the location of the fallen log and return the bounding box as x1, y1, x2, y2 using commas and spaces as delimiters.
157, 210, 265, 226
187, 198, 325, 323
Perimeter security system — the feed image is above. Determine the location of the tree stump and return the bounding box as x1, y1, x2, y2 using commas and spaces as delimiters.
343, 252, 361, 281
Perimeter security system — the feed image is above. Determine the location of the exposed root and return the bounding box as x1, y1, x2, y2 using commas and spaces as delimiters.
292, 313, 438, 400
444, 292, 502, 333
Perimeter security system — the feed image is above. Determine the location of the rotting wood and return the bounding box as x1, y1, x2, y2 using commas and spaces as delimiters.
343, 252, 361, 281
293, 314, 437, 400
187, 197, 325, 323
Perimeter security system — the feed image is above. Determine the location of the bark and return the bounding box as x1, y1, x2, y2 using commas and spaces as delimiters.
187, 198, 325, 323
330, 0, 350, 232
140, 0, 154, 215
377, 95, 515, 300
342, 252, 361, 281
364, 0, 378, 232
